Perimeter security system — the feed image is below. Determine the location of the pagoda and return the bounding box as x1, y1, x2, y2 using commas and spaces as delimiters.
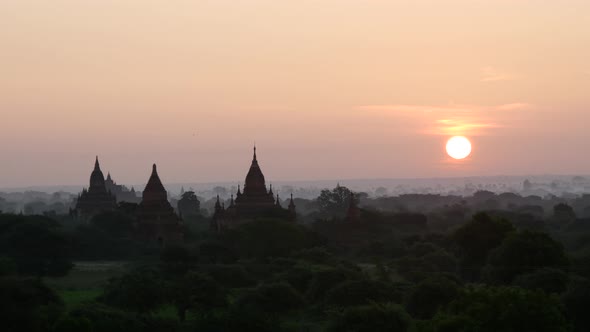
212, 147, 296, 231
75, 157, 117, 220
104, 172, 140, 203
137, 164, 184, 245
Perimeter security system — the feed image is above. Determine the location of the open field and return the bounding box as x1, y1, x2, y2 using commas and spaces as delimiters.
45, 261, 129, 309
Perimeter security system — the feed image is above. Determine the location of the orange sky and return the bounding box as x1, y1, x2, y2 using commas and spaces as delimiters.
1, 0, 589, 187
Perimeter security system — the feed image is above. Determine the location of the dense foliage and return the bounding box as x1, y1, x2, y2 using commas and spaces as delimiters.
1, 188, 590, 331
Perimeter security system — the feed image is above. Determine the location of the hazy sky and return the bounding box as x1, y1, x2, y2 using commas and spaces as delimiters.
1, 0, 589, 187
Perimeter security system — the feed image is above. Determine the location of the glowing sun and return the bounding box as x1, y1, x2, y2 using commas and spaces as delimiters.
446, 136, 472, 160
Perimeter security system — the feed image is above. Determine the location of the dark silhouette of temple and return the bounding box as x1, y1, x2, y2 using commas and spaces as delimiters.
212, 147, 296, 231
136, 164, 184, 245
74, 157, 117, 220
104, 173, 140, 203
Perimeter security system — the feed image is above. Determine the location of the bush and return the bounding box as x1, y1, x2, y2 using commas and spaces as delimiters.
225, 219, 319, 259
273, 265, 315, 293
513, 268, 569, 294
327, 303, 412, 332
67, 303, 145, 332
484, 231, 569, 284
235, 282, 304, 314
405, 276, 460, 320
325, 279, 402, 308
205, 264, 256, 288
562, 278, 590, 332
306, 267, 361, 303
0, 277, 64, 332
441, 286, 570, 332
100, 267, 165, 314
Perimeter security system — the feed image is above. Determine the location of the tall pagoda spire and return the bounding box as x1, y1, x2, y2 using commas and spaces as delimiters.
142, 164, 167, 201
243, 145, 267, 194
89, 156, 107, 192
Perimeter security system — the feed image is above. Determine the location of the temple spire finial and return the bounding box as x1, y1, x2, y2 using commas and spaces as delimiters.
94, 156, 100, 171
253, 144, 257, 161
152, 163, 157, 174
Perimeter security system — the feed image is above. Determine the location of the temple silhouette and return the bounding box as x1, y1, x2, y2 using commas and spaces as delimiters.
74, 157, 117, 220
136, 164, 184, 245
74, 147, 298, 243
105, 172, 140, 204
212, 146, 296, 231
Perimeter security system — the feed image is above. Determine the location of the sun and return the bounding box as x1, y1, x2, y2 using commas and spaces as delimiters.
446, 136, 472, 160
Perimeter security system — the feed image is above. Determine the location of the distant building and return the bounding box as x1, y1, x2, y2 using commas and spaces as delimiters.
137, 164, 184, 246
74, 157, 117, 220
104, 172, 140, 203
212, 147, 296, 231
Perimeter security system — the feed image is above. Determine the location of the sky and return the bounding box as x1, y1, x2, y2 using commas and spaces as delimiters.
1, 0, 590, 187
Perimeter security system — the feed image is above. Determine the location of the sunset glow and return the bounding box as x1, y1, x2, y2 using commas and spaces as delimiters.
1, 1, 590, 187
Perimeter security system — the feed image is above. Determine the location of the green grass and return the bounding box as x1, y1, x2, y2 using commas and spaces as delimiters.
45, 261, 130, 311
59, 289, 102, 310
45, 261, 129, 291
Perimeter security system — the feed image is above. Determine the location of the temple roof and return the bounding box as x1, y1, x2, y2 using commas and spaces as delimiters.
144, 164, 166, 194
244, 146, 268, 195
89, 156, 106, 192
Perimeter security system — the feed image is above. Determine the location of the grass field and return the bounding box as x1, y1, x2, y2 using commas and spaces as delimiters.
59, 289, 103, 310
45, 261, 129, 310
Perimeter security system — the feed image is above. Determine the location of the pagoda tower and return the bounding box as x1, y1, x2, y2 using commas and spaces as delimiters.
137, 164, 183, 245
75, 157, 117, 220
233, 146, 276, 212
212, 146, 295, 231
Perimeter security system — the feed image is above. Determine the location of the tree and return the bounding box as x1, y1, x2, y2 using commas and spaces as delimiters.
101, 267, 165, 314
553, 203, 576, 223
226, 219, 319, 259
562, 278, 590, 332
513, 268, 569, 294
405, 276, 460, 320
327, 303, 412, 332
0, 256, 16, 276
205, 264, 257, 288
274, 265, 315, 293
159, 245, 195, 277
439, 286, 570, 332
306, 267, 362, 303
325, 279, 402, 308
484, 230, 569, 284
63, 303, 146, 332
317, 185, 354, 217
90, 211, 135, 236
0, 215, 73, 277
0, 277, 64, 332
234, 282, 304, 314
177, 191, 201, 218
169, 272, 226, 321
452, 212, 515, 280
